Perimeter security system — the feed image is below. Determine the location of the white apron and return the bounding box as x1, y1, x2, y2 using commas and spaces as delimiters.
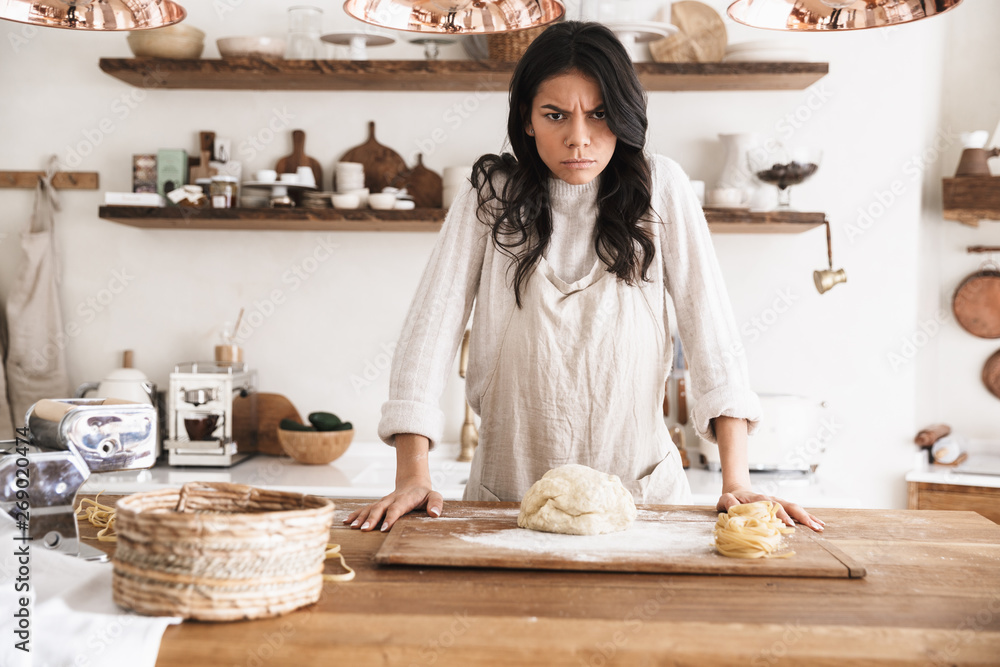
4, 156, 72, 430
463, 250, 692, 505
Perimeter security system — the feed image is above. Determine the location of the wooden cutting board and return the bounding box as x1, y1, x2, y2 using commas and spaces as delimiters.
374, 505, 865, 578
650, 1, 727, 64
276, 129, 323, 188
255, 392, 301, 456
340, 121, 408, 193
402, 153, 442, 208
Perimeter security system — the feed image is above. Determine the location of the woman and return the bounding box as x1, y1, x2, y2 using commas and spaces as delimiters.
346, 21, 824, 534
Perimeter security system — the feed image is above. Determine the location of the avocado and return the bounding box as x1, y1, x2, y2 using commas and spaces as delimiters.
308, 412, 342, 431
280, 418, 316, 432
330, 421, 353, 432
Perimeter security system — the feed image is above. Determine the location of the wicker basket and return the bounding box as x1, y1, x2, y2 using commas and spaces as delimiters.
112, 482, 335, 621
487, 25, 547, 62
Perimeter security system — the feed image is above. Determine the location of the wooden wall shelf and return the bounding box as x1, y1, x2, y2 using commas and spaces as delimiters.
98, 205, 826, 234
943, 177, 1000, 226
98, 58, 829, 92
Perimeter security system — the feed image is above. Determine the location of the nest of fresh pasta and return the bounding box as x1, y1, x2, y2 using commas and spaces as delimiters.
714, 501, 795, 559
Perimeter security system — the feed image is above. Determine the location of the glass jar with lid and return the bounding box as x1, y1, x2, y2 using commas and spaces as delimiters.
210, 175, 239, 208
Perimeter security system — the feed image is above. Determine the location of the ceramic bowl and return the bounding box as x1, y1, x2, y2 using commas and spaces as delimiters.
278, 428, 354, 465
217, 36, 285, 59
341, 187, 369, 207
368, 193, 397, 210
331, 193, 360, 209
394, 199, 415, 210
127, 24, 206, 59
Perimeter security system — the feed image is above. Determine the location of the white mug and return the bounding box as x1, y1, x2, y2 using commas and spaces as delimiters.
296, 166, 317, 187
255, 169, 277, 183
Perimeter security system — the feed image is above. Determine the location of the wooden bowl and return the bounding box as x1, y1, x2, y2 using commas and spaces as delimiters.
278, 428, 354, 465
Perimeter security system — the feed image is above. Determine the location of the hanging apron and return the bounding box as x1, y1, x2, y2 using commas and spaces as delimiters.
4, 156, 72, 430
464, 250, 692, 505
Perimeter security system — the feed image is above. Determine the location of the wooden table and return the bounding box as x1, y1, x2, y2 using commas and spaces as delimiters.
82, 499, 1000, 666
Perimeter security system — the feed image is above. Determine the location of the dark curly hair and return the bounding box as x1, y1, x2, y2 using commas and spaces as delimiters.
470, 20, 659, 308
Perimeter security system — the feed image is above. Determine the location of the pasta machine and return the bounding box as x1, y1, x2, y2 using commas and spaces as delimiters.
0, 398, 158, 562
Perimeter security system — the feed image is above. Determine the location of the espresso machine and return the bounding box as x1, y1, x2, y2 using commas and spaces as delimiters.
164, 361, 257, 467
0, 398, 158, 561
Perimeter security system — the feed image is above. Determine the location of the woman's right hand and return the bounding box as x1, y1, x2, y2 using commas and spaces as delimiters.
343, 476, 444, 532
343, 433, 442, 532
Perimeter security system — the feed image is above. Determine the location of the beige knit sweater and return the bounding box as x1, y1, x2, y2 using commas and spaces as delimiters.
377, 152, 762, 450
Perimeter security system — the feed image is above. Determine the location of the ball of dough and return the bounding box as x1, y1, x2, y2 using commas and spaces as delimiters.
517, 464, 637, 535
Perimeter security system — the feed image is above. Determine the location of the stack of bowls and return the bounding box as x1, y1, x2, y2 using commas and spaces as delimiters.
443, 165, 473, 208
334, 162, 368, 207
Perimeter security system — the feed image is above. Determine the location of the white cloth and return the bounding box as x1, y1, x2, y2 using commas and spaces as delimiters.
0, 513, 181, 667
378, 153, 762, 482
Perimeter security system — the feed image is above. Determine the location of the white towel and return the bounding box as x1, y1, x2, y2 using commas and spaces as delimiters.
0, 512, 181, 667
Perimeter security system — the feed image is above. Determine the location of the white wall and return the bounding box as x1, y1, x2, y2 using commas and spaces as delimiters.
0, 0, 989, 509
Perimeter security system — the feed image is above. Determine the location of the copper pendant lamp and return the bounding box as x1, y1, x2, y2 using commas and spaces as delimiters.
0, 0, 186, 31
343, 0, 565, 34
727, 0, 962, 31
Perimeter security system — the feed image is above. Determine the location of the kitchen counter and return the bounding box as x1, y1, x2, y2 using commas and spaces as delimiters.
82, 441, 862, 508
81, 499, 1000, 666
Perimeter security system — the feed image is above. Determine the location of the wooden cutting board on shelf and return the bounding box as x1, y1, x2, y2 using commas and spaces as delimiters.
374, 505, 865, 579
276, 129, 323, 188
255, 392, 301, 456
650, 1, 727, 63
402, 153, 442, 208
340, 120, 409, 194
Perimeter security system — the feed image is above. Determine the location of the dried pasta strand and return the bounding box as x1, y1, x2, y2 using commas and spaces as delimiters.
714, 501, 795, 559
323, 543, 356, 582
74, 492, 118, 542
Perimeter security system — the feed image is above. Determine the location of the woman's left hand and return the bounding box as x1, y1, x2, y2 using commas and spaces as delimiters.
717, 486, 825, 532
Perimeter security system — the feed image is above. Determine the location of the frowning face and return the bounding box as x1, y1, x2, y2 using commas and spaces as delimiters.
524, 69, 618, 186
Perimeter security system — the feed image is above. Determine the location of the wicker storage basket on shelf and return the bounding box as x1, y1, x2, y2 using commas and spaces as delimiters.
112, 482, 335, 622
487, 25, 547, 62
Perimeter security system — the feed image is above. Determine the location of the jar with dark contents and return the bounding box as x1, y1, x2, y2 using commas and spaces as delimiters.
210, 175, 239, 208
